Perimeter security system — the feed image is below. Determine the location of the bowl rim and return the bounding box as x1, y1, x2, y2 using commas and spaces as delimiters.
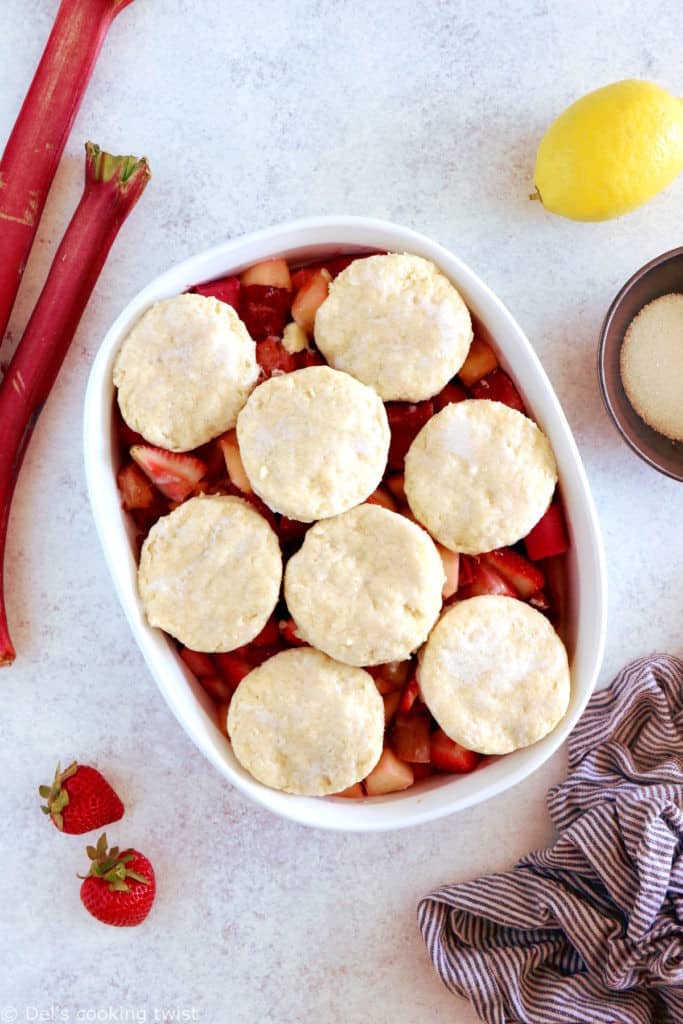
84, 214, 607, 831
597, 245, 683, 482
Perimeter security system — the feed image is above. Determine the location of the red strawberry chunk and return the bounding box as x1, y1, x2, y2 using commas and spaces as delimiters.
433, 380, 468, 411
116, 417, 146, 449
256, 336, 300, 377
412, 762, 435, 782
179, 647, 216, 678
214, 652, 252, 691
458, 337, 499, 387
232, 488, 277, 530
399, 676, 420, 713
391, 712, 431, 764
277, 515, 310, 542
430, 729, 481, 773
458, 558, 516, 599
240, 284, 291, 340
279, 617, 308, 647
524, 502, 569, 561
458, 554, 475, 588
296, 348, 326, 369
198, 674, 234, 702
130, 445, 207, 503
471, 369, 526, 413
117, 463, 155, 511
386, 401, 434, 469
240, 258, 291, 290
251, 616, 280, 647
481, 548, 545, 599
192, 275, 241, 310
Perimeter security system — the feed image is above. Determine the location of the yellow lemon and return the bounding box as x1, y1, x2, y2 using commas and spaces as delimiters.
534, 80, 683, 221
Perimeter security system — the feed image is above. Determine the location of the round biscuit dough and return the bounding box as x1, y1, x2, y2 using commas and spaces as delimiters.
314, 253, 473, 401
419, 596, 570, 755
114, 293, 259, 451
285, 504, 445, 666
227, 648, 384, 795
138, 495, 282, 652
236, 366, 390, 522
404, 400, 557, 554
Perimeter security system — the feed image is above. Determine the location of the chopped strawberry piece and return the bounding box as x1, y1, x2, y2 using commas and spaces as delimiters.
458, 558, 517, 599
368, 659, 412, 693
458, 554, 475, 587
213, 652, 252, 691
436, 544, 460, 598
481, 548, 545, 599
179, 646, 216, 678
130, 445, 207, 503
256, 335, 300, 377
217, 430, 252, 493
385, 472, 406, 505
412, 762, 435, 782
335, 782, 365, 799
539, 553, 566, 628
430, 729, 481, 773
458, 337, 499, 387
216, 700, 231, 735
296, 348, 326, 369
279, 617, 308, 646
433, 380, 468, 411
198, 673, 234, 702
116, 417, 146, 449
382, 690, 402, 724
130, 501, 168, 534
365, 748, 414, 795
117, 463, 155, 511
192, 438, 229, 481
277, 515, 310, 542
399, 676, 420, 713
240, 285, 291, 340
240, 258, 291, 290
524, 502, 569, 561
386, 401, 434, 469
291, 268, 331, 335
192, 275, 241, 311
471, 368, 525, 413
365, 487, 397, 511
391, 712, 431, 763
529, 589, 552, 613
251, 615, 280, 647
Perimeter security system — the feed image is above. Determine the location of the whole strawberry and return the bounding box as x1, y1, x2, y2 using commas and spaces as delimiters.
39, 761, 124, 834
79, 833, 155, 927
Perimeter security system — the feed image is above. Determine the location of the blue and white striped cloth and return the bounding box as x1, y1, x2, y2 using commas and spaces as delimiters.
418, 655, 683, 1024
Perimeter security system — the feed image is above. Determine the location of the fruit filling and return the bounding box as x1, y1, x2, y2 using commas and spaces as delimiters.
113, 252, 570, 800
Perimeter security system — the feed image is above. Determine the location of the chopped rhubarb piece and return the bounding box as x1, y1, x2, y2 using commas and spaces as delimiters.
529, 589, 552, 613
179, 647, 216, 679
192, 275, 240, 310
471, 368, 525, 413
291, 268, 331, 336
296, 348, 326, 369
481, 548, 545, 599
117, 463, 155, 511
365, 748, 414, 795
216, 701, 231, 735
251, 616, 280, 647
433, 381, 469, 411
386, 401, 434, 469
458, 558, 517, 599
198, 674, 234, 702
279, 618, 308, 647
391, 713, 431, 764
399, 676, 420, 713
290, 267, 315, 292
365, 487, 397, 511
430, 729, 481, 773
213, 652, 252, 691
458, 337, 499, 387
256, 335, 299, 377
291, 256, 355, 292
385, 473, 406, 505
130, 445, 207, 503
240, 285, 291, 340
436, 544, 460, 598
335, 782, 365, 799
240, 258, 291, 290
458, 554, 474, 587
218, 430, 252, 493
412, 763, 435, 782
277, 516, 310, 542
524, 502, 569, 561
382, 690, 402, 724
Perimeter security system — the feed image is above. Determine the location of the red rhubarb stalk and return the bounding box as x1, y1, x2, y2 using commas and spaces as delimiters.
0, 0, 136, 347
0, 142, 150, 666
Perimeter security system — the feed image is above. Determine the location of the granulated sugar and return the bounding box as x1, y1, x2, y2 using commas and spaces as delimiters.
620, 293, 683, 442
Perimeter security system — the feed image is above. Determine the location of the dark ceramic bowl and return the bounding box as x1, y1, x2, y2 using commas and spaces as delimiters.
598, 247, 683, 482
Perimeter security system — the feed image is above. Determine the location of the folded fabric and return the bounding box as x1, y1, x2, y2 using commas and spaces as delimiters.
418, 655, 683, 1024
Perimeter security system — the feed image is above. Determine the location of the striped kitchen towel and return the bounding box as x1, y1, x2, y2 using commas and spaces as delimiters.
418, 654, 683, 1024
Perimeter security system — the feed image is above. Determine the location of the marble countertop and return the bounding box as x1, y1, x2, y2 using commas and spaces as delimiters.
2, 1, 682, 1021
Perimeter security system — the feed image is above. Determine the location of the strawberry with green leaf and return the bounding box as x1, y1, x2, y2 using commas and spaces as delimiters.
79, 833, 155, 927
39, 761, 124, 834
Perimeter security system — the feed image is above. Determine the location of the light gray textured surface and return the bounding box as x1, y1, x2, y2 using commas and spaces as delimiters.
1, 1, 682, 1022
